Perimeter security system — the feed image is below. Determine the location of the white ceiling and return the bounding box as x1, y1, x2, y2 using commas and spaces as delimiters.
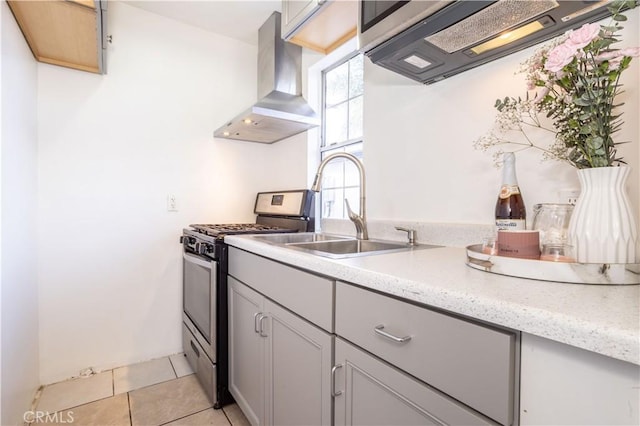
124, 1, 282, 45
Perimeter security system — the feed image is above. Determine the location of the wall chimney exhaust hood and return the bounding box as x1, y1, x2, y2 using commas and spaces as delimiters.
359, 1, 614, 85
214, 12, 319, 144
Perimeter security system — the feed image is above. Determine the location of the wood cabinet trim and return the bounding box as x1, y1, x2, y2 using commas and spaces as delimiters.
283, 0, 357, 55
7, 0, 105, 74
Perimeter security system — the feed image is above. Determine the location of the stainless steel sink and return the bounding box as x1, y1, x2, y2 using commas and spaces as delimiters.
250, 232, 353, 245
249, 232, 441, 259
285, 239, 440, 259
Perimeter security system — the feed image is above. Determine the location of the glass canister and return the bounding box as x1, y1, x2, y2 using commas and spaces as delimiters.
532, 203, 574, 247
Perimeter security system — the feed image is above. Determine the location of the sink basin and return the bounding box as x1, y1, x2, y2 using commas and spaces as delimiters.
286, 239, 439, 259
250, 232, 353, 245
249, 232, 441, 259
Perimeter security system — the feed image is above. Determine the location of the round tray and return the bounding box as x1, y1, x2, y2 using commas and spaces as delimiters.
465, 244, 639, 285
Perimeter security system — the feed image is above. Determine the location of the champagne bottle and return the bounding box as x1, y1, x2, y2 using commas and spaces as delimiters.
495, 152, 526, 230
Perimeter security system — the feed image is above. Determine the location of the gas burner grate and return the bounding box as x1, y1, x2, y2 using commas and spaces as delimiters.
190, 223, 296, 237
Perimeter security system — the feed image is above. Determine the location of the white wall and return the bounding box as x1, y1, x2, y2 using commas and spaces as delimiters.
1, 1, 40, 424
363, 10, 640, 227
37, 2, 307, 384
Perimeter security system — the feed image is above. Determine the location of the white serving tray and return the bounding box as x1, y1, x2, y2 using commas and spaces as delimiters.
466, 244, 639, 285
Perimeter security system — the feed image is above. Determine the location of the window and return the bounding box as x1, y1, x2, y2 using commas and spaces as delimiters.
320, 53, 364, 219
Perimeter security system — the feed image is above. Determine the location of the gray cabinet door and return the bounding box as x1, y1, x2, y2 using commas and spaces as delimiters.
334, 338, 495, 426
228, 277, 265, 426
229, 275, 333, 426
264, 299, 333, 426
336, 281, 515, 425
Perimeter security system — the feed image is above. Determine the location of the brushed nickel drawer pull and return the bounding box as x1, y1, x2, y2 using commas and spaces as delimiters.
258, 314, 268, 337
254, 312, 262, 334
374, 324, 412, 343
331, 364, 343, 397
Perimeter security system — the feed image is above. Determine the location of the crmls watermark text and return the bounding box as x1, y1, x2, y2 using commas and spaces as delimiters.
23, 411, 74, 423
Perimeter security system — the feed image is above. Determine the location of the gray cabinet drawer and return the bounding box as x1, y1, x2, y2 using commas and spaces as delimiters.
229, 247, 334, 332
336, 281, 516, 426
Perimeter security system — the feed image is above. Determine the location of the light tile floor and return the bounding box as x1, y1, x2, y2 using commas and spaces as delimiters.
30, 354, 250, 426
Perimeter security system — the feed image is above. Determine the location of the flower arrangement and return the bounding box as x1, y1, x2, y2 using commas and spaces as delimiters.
474, 0, 639, 168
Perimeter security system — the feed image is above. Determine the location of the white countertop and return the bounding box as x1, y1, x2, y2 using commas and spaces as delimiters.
225, 235, 640, 365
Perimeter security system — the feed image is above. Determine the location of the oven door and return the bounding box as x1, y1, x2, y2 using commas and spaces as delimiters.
183, 251, 216, 360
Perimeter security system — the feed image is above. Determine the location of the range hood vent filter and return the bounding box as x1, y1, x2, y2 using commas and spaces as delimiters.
426, 0, 559, 53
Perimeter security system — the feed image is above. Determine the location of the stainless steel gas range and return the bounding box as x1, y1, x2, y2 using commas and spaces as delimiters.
180, 190, 314, 408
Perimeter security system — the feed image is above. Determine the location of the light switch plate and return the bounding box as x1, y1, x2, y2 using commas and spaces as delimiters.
167, 194, 178, 212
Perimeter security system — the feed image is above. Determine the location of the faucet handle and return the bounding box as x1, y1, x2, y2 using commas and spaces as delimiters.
345, 199, 368, 240
395, 226, 416, 245
344, 199, 358, 221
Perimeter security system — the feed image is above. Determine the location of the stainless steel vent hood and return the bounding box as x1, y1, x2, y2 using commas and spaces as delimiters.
214, 12, 319, 144
359, 1, 614, 85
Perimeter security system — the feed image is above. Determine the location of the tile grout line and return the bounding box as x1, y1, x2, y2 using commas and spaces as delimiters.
168, 355, 178, 378
156, 407, 215, 426
221, 407, 233, 426
127, 392, 133, 426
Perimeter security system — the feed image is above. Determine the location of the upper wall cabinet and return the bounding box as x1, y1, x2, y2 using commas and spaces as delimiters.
281, 0, 357, 54
7, 0, 108, 74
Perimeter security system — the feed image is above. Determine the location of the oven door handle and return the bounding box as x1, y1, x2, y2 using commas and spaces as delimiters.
183, 252, 213, 270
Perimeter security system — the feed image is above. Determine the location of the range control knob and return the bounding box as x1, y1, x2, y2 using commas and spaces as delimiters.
195, 242, 212, 255
181, 236, 196, 245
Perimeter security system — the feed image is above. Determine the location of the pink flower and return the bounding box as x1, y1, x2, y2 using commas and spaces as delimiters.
566, 23, 601, 49
595, 47, 640, 68
608, 56, 624, 70
544, 43, 577, 72
596, 50, 621, 60
619, 47, 640, 57
526, 79, 536, 90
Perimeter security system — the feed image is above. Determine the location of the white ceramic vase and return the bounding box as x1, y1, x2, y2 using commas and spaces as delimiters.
568, 166, 638, 264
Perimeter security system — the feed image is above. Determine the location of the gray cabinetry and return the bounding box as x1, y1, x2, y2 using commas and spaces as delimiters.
335, 281, 517, 425
334, 338, 495, 426
228, 251, 334, 426
228, 276, 264, 425
264, 299, 333, 425
228, 247, 518, 425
